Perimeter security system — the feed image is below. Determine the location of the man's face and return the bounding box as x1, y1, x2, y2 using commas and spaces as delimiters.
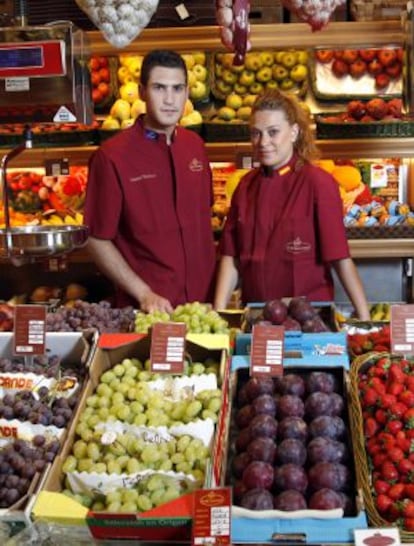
140, 66, 188, 133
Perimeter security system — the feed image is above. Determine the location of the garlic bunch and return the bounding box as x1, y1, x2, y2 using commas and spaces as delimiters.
76, 0, 159, 48
281, 0, 346, 31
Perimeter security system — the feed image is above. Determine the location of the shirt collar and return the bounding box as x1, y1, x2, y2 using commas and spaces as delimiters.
137, 114, 176, 143
262, 153, 301, 178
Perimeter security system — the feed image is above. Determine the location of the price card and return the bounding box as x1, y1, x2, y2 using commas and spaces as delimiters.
192, 487, 231, 546
250, 323, 284, 377
150, 322, 186, 374
13, 305, 46, 356
354, 527, 400, 546
390, 304, 414, 354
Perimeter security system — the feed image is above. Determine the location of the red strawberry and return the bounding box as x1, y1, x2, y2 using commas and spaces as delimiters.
381, 460, 399, 482
373, 479, 391, 495
388, 482, 405, 500
403, 517, 414, 531
387, 420, 403, 435
388, 446, 405, 464
402, 500, 414, 518
399, 390, 414, 408
376, 493, 393, 514
404, 408, 414, 428
364, 416, 380, 438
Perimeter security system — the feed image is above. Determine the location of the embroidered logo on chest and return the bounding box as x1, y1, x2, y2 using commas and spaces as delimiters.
286, 237, 311, 254
189, 158, 203, 172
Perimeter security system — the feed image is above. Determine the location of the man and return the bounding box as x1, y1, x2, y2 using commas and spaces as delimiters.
84, 50, 216, 312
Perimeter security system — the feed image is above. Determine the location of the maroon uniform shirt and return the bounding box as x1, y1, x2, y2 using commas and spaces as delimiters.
84, 117, 216, 307
219, 155, 350, 304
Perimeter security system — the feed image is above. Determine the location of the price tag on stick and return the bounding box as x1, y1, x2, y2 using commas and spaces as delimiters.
390, 303, 414, 355
13, 304, 46, 356
192, 487, 232, 546
250, 323, 284, 377
150, 322, 186, 374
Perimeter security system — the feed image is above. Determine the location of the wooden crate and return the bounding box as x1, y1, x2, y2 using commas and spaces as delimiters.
249, 0, 284, 24
350, 0, 407, 21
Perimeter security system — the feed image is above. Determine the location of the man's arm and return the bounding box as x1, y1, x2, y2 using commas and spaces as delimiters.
86, 237, 173, 313
214, 255, 239, 310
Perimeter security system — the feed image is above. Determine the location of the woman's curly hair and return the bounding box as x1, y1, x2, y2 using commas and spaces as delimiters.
251, 90, 319, 163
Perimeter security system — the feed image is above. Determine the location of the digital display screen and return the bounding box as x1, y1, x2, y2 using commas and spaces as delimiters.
0, 46, 43, 69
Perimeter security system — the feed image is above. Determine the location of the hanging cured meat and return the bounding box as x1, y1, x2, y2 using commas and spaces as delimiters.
216, 0, 252, 65
281, 0, 346, 31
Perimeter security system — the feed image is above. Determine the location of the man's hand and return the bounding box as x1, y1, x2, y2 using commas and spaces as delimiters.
139, 290, 174, 314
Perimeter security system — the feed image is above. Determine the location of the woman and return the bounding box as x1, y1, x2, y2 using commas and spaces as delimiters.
214, 89, 370, 320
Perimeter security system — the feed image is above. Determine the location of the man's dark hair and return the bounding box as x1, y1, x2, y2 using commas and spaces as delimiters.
140, 49, 187, 86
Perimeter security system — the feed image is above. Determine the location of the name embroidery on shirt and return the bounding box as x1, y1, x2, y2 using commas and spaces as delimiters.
130, 174, 157, 182
286, 237, 311, 254
189, 158, 203, 172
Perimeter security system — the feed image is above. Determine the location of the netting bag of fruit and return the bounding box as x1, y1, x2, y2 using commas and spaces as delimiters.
75, 0, 159, 48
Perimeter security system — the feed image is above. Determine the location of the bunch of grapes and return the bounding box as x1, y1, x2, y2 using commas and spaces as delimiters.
63, 431, 209, 480
63, 473, 191, 513
0, 436, 60, 507
134, 301, 229, 334
0, 389, 77, 428
0, 354, 61, 377
46, 301, 135, 333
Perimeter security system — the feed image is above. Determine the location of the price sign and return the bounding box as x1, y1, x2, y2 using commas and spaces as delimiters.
13, 305, 46, 356
150, 322, 186, 374
250, 323, 284, 376
354, 527, 400, 546
192, 488, 231, 546
390, 304, 414, 355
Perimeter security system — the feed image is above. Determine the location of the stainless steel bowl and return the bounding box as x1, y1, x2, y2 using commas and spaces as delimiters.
0, 225, 89, 259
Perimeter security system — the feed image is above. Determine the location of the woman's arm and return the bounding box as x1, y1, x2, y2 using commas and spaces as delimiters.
331, 257, 370, 320
214, 255, 239, 310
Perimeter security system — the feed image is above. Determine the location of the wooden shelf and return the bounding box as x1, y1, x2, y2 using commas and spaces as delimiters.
87, 21, 403, 56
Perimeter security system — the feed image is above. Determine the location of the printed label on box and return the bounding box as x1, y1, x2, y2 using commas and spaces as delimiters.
193, 488, 231, 545
250, 324, 284, 376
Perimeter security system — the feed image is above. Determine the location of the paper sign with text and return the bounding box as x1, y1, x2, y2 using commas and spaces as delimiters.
250, 323, 284, 376
150, 322, 186, 374
13, 305, 46, 356
354, 527, 400, 546
193, 488, 231, 546
391, 304, 414, 355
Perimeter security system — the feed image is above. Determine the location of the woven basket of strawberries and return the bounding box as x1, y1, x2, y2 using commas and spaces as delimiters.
349, 352, 414, 540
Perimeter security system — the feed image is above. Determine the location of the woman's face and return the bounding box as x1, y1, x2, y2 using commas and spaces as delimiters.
250, 109, 298, 169
140, 66, 188, 136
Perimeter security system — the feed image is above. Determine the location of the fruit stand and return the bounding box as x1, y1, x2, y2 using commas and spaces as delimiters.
1, 1, 414, 542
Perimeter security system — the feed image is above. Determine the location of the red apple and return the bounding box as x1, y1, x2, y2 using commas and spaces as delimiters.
349, 59, 367, 79
367, 59, 383, 77
347, 100, 366, 120
377, 48, 398, 68
396, 47, 404, 63
341, 49, 359, 65
375, 72, 391, 90
359, 49, 377, 62
332, 59, 349, 78
385, 61, 402, 79
366, 97, 388, 120
315, 49, 334, 63
360, 114, 374, 123
387, 98, 403, 118
333, 50, 344, 59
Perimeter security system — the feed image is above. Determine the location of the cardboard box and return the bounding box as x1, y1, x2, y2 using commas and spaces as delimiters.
33, 334, 230, 541
0, 331, 97, 537
215, 362, 368, 544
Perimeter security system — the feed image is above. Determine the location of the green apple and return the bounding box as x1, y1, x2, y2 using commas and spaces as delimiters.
239, 69, 255, 87
296, 50, 309, 65
274, 51, 285, 63
244, 53, 263, 72
234, 83, 248, 95
281, 51, 298, 68
266, 80, 279, 90
280, 78, 295, 91
226, 93, 243, 110
193, 64, 208, 82
256, 66, 272, 83
190, 80, 207, 100
222, 69, 238, 85
249, 82, 264, 94
259, 51, 274, 67
215, 64, 224, 77
193, 51, 206, 65
215, 79, 233, 95
272, 64, 289, 82
236, 106, 252, 121
217, 106, 236, 121
290, 64, 308, 83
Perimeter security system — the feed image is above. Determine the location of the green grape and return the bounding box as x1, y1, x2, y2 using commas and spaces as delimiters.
100, 370, 116, 384
122, 489, 139, 503
117, 455, 130, 469
175, 461, 192, 474
159, 459, 173, 472
107, 460, 122, 474
145, 474, 164, 492
119, 502, 138, 513
62, 455, 77, 473
137, 494, 152, 512
72, 440, 88, 459
138, 370, 151, 382
97, 396, 110, 409
189, 438, 204, 451
170, 401, 186, 421
98, 407, 110, 421
171, 453, 185, 465
113, 363, 126, 377
117, 382, 130, 395
191, 469, 205, 482
75, 422, 87, 436
161, 487, 181, 503
91, 501, 105, 511
124, 366, 138, 379
184, 446, 197, 465
184, 400, 202, 420
126, 458, 141, 474
177, 435, 191, 452
80, 428, 94, 442
109, 378, 121, 391
130, 401, 144, 414
116, 405, 131, 421
141, 445, 161, 464
86, 442, 101, 461
106, 501, 122, 512
90, 462, 107, 474
78, 458, 94, 472
111, 392, 125, 405
150, 488, 167, 507
191, 363, 205, 375
86, 395, 99, 408
126, 388, 137, 401
133, 414, 148, 426
106, 490, 122, 505
96, 383, 112, 397
109, 442, 126, 457
87, 415, 101, 428
208, 397, 222, 413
